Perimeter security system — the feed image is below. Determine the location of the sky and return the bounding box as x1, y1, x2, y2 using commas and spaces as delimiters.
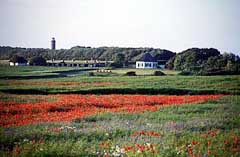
0, 0, 240, 55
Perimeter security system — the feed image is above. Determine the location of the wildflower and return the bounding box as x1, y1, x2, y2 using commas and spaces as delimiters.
123, 146, 133, 151
151, 149, 156, 154
232, 148, 239, 153
207, 141, 211, 146
208, 149, 211, 155
100, 141, 109, 148
0, 94, 223, 127
146, 143, 152, 148
192, 140, 199, 145
135, 144, 145, 152
224, 140, 229, 145
233, 136, 239, 145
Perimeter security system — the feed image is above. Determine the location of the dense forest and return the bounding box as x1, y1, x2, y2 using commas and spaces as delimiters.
0, 46, 175, 62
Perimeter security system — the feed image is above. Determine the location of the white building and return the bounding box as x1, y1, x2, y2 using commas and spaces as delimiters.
136, 53, 158, 69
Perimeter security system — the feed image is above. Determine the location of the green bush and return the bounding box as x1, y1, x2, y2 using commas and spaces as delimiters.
178, 71, 193, 76
88, 72, 95, 76
153, 71, 165, 76
29, 56, 47, 66
124, 71, 136, 76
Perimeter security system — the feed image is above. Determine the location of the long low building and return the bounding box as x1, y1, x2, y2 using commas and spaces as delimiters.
47, 60, 109, 68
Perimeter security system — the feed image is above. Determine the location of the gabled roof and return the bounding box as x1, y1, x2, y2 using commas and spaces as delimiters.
138, 53, 157, 62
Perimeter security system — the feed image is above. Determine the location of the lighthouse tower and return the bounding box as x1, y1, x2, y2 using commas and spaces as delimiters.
51, 37, 56, 50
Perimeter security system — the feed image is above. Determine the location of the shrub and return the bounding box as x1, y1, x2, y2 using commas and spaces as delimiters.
178, 71, 194, 76
124, 71, 136, 76
109, 62, 122, 68
153, 71, 165, 76
29, 56, 47, 66
88, 72, 95, 76
9, 55, 27, 63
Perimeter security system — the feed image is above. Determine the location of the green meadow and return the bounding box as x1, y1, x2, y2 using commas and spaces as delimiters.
0, 66, 239, 95
0, 66, 240, 156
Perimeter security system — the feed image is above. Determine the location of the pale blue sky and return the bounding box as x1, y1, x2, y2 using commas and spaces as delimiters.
0, 0, 239, 54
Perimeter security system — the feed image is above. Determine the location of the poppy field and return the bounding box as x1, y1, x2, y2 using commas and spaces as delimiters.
0, 94, 223, 128
0, 67, 240, 156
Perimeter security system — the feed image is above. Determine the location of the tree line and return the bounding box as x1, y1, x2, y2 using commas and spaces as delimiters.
0, 46, 175, 62
166, 48, 240, 75
2, 46, 240, 75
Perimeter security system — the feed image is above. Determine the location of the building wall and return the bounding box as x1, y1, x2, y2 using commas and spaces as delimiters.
9, 62, 15, 66
136, 61, 158, 69
158, 64, 165, 69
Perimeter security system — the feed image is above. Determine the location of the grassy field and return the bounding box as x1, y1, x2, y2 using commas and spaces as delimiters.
0, 66, 240, 156
0, 66, 89, 76
0, 66, 239, 95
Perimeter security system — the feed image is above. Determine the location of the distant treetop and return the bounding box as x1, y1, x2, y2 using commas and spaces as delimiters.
29, 56, 47, 66
9, 55, 27, 63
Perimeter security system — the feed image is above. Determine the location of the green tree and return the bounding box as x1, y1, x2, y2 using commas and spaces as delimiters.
29, 56, 47, 66
9, 55, 27, 63
113, 53, 125, 68
225, 60, 235, 71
